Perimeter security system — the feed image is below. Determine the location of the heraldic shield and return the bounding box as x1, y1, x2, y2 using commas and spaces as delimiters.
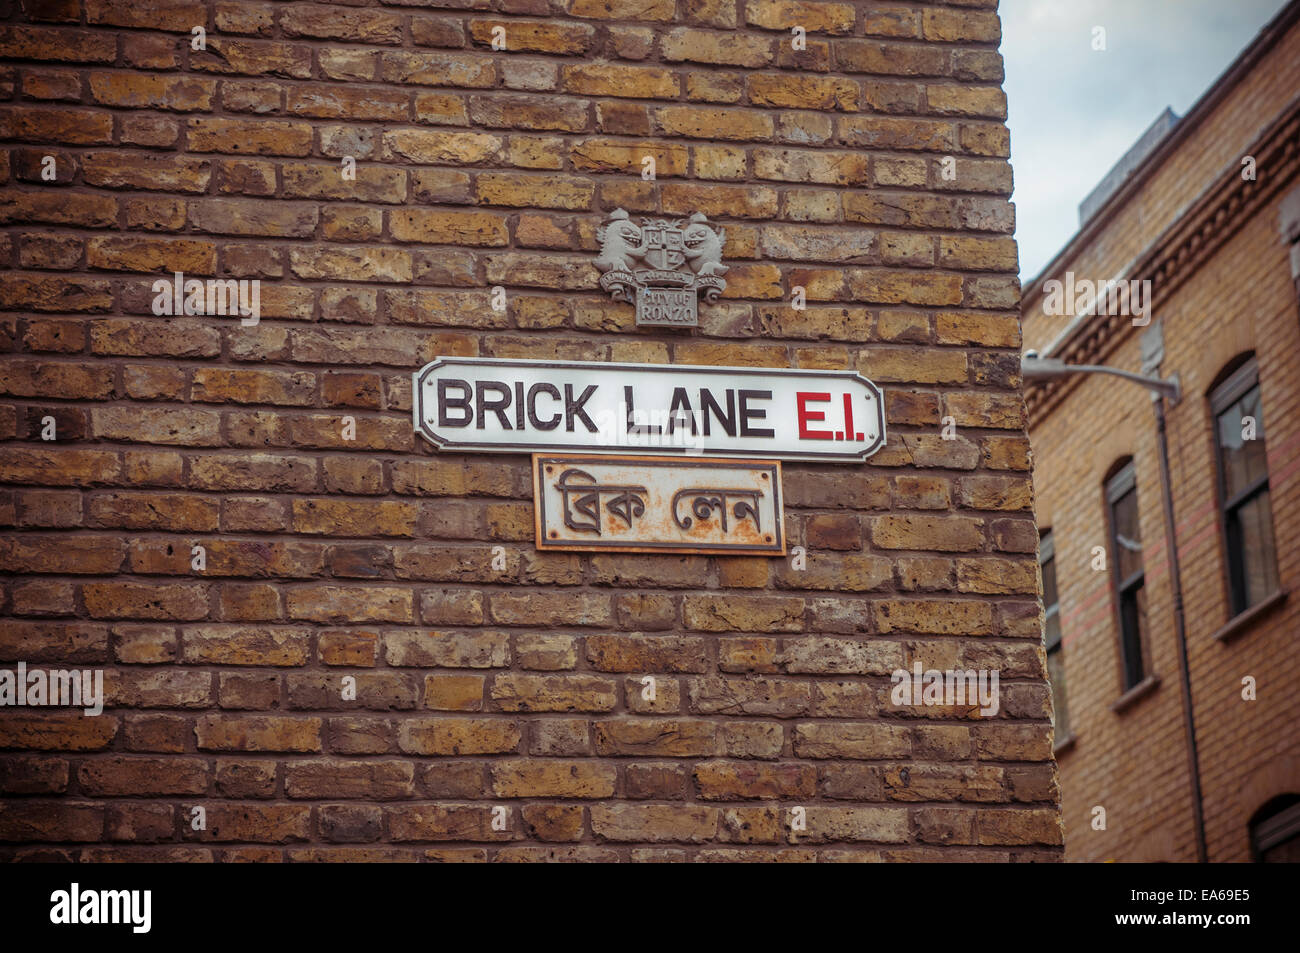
593, 209, 728, 327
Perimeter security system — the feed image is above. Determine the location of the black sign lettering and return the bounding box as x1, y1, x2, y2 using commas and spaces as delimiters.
624, 385, 661, 435
527, 382, 562, 431
476, 380, 513, 429
700, 387, 735, 437
667, 387, 697, 435
739, 389, 775, 438
438, 378, 472, 428
565, 383, 599, 433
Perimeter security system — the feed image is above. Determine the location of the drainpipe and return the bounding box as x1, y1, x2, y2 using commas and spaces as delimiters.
1150, 389, 1208, 862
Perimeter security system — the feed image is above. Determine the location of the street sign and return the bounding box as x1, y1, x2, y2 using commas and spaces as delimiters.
533, 454, 785, 555
412, 357, 886, 462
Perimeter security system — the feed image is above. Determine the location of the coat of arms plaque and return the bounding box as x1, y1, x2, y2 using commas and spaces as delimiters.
593, 209, 728, 328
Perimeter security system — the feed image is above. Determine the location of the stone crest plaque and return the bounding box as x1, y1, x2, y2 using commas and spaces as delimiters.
593, 209, 728, 327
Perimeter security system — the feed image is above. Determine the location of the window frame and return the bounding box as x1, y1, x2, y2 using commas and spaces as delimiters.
1251, 796, 1300, 862
1039, 529, 1070, 741
1210, 357, 1278, 617
1040, 530, 1061, 652
1105, 461, 1146, 691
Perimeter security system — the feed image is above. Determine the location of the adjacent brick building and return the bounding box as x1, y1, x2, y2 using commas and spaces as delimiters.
0, 0, 1060, 861
1023, 0, 1300, 862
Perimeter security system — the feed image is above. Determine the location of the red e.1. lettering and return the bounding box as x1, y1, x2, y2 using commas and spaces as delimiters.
797, 392, 832, 439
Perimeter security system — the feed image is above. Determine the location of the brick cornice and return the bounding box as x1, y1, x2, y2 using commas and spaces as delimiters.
1026, 94, 1300, 423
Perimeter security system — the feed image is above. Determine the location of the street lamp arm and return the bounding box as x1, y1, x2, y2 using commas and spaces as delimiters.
1021, 356, 1180, 402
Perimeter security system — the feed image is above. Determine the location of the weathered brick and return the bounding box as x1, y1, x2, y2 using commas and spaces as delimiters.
195, 715, 322, 753
590, 804, 717, 843
397, 719, 521, 756
594, 719, 719, 757
0, 801, 105, 842
385, 630, 508, 668
657, 105, 773, 141
181, 626, 311, 666
286, 587, 412, 624
285, 760, 414, 800
186, 803, 311, 843
491, 760, 616, 798
871, 514, 984, 551
0, 714, 119, 751
490, 674, 617, 712
683, 595, 805, 632
79, 757, 208, 796
793, 723, 910, 759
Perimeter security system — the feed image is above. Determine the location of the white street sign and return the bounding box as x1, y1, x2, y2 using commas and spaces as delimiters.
412, 357, 886, 462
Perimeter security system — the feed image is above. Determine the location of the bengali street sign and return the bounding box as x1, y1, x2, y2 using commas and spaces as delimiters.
533, 454, 784, 555
592, 209, 727, 327
412, 357, 886, 462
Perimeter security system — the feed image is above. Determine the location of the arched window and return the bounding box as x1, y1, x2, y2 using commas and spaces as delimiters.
1250, 795, 1300, 862
1105, 459, 1146, 691
1210, 355, 1280, 616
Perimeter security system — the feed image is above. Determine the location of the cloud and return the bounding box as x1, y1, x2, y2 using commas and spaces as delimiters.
1003, 0, 1290, 280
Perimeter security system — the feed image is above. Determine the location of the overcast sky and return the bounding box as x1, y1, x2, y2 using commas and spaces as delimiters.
1002, 0, 1290, 282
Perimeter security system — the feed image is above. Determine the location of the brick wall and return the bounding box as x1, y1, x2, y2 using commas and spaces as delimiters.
0, 0, 1060, 861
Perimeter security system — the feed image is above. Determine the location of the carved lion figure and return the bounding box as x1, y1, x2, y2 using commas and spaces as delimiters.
681, 212, 728, 277
593, 209, 644, 273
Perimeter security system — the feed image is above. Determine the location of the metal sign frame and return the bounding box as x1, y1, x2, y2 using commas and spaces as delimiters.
532, 453, 785, 555
412, 357, 886, 462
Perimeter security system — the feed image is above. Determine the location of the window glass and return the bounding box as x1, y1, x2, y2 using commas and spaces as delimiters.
1112, 486, 1143, 583
1217, 384, 1268, 499
1107, 464, 1145, 691
1118, 581, 1146, 689
1041, 547, 1059, 612
1212, 360, 1280, 616
1234, 489, 1279, 606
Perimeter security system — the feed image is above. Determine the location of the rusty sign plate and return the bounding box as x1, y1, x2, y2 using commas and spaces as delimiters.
533, 454, 785, 555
